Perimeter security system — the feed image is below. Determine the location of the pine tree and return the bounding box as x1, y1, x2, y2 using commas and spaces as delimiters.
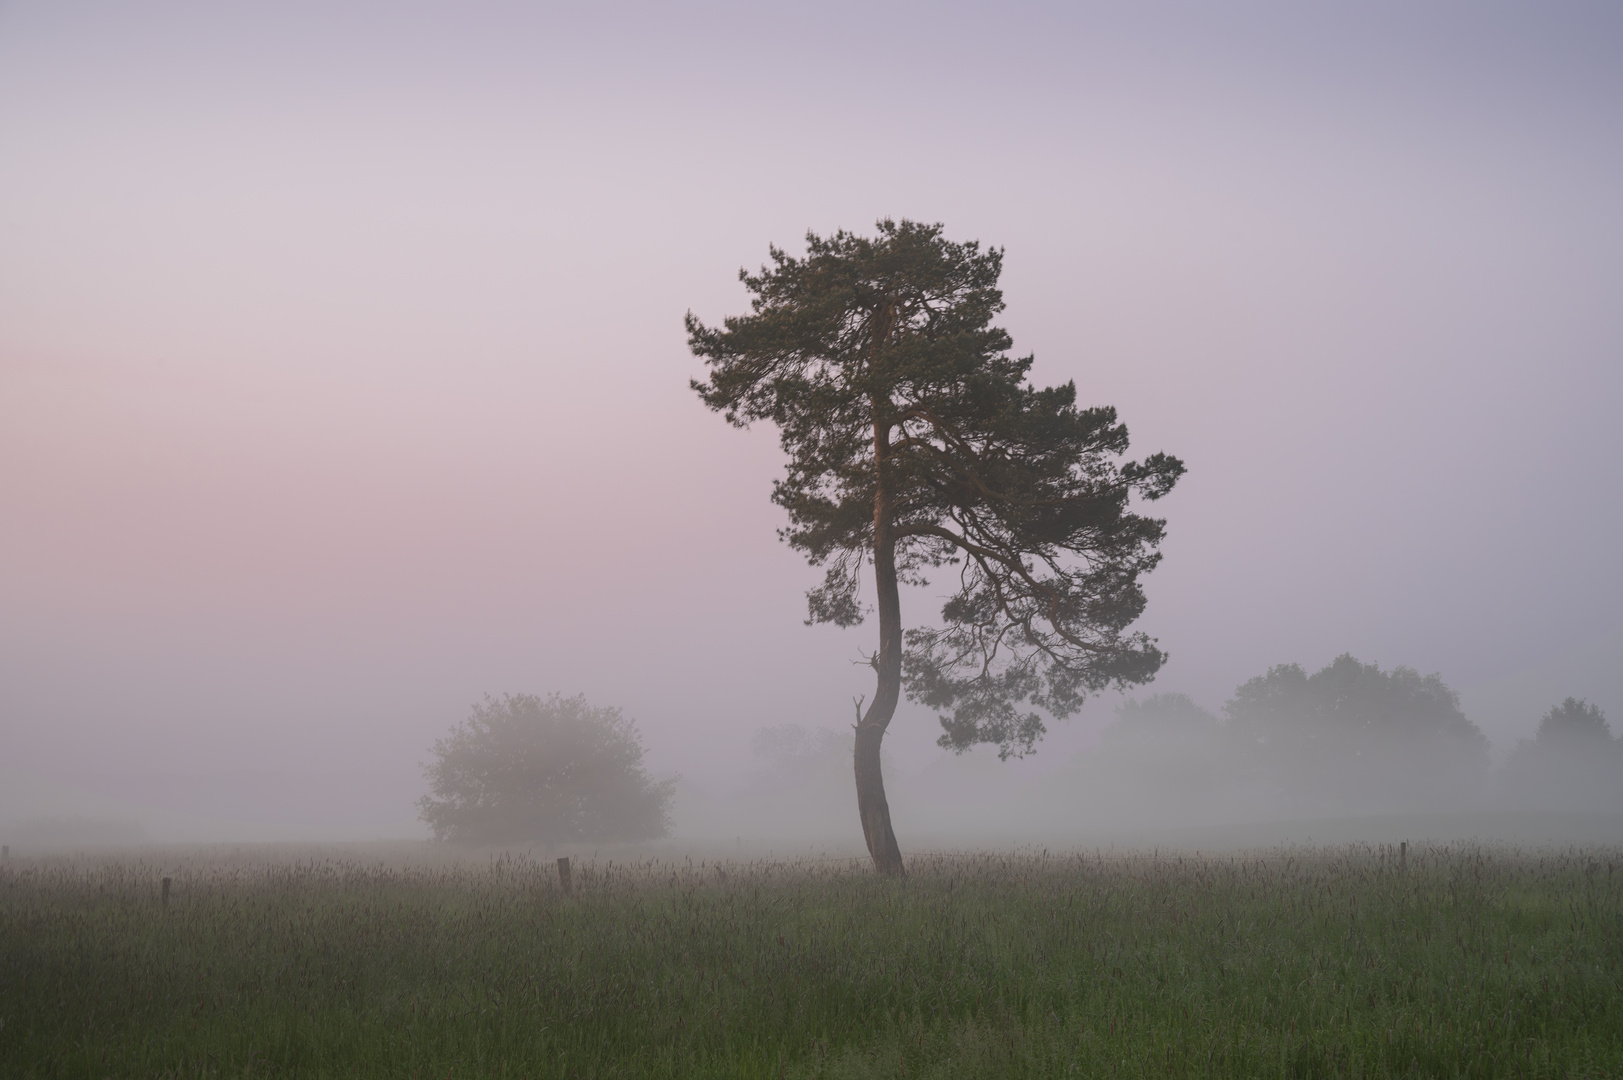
687, 220, 1184, 873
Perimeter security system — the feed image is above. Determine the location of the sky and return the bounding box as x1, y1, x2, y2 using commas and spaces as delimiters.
2, 1, 1620, 841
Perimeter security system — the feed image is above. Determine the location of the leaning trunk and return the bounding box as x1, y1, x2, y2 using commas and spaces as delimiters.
856, 404, 906, 876
854, 707, 902, 875
854, 539, 905, 875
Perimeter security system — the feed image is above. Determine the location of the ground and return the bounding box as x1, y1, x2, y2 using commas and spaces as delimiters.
2, 842, 1619, 1078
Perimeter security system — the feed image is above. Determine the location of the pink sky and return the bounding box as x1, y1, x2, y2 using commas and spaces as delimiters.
2, 1, 1620, 838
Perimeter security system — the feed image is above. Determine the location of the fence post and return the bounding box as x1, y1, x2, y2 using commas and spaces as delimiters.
1400, 841, 1407, 870
557, 857, 572, 896
162, 876, 172, 910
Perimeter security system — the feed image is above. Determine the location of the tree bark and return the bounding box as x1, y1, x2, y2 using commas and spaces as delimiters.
855, 531, 905, 875
855, 396, 906, 876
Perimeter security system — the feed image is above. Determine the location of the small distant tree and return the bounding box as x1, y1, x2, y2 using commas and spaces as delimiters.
750, 724, 851, 775
1104, 693, 1219, 748
1533, 697, 1612, 746
1499, 698, 1619, 812
688, 219, 1183, 873
418, 693, 674, 845
1080, 693, 1231, 825
734, 724, 869, 840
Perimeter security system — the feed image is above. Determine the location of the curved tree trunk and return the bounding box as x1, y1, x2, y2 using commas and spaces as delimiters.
854, 708, 903, 875
856, 404, 906, 876
854, 536, 905, 875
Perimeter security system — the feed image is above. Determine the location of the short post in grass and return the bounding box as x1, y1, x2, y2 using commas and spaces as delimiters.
1400, 841, 1407, 870
557, 857, 572, 896
162, 876, 171, 910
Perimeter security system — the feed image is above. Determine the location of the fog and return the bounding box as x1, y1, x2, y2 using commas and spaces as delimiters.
682, 669, 1623, 856
2, 1, 1620, 851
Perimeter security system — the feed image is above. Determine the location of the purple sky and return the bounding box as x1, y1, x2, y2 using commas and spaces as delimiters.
2, 1, 1620, 839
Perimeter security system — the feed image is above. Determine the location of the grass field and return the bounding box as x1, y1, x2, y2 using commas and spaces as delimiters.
2, 843, 1620, 1078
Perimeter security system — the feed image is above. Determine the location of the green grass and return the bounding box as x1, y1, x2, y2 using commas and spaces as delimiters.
2, 844, 1619, 1078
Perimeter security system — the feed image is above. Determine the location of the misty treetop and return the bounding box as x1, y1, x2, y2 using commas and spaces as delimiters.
1104, 692, 1220, 746
1225, 654, 1488, 753
1224, 654, 1489, 812
418, 693, 673, 846
1501, 697, 1620, 813
749, 723, 851, 774
688, 219, 1183, 873
1533, 696, 1613, 745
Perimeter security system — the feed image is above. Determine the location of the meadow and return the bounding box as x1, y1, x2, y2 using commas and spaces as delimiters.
2, 843, 1619, 1078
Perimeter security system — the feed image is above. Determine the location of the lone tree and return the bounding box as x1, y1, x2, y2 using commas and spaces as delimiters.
1533, 697, 1612, 746
418, 693, 674, 845
1500, 697, 1619, 812
687, 220, 1184, 873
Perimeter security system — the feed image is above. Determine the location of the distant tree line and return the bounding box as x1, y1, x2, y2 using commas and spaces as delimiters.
1093, 656, 1617, 819
414, 664, 1612, 848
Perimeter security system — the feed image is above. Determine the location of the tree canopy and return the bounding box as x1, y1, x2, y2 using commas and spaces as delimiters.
418, 693, 674, 846
1224, 654, 1489, 812
1533, 697, 1612, 746
688, 219, 1183, 871
1226, 655, 1485, 747
1499, 697, 1619, 812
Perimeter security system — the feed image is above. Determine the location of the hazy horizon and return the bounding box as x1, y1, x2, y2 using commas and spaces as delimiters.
3, 1, 1620, 846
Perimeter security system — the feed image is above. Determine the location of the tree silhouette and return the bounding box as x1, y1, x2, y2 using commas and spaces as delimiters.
1533, 697, 1612, 745
1224, 655, 1489, 813
418, 694, 674, 845
1500, 697, 1619, 812
688, 220, 1183, 872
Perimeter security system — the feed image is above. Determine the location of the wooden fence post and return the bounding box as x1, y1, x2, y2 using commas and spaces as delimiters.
1400, 841, 1407, 869
557, 857, 572, 896
162, 876, 172, 910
